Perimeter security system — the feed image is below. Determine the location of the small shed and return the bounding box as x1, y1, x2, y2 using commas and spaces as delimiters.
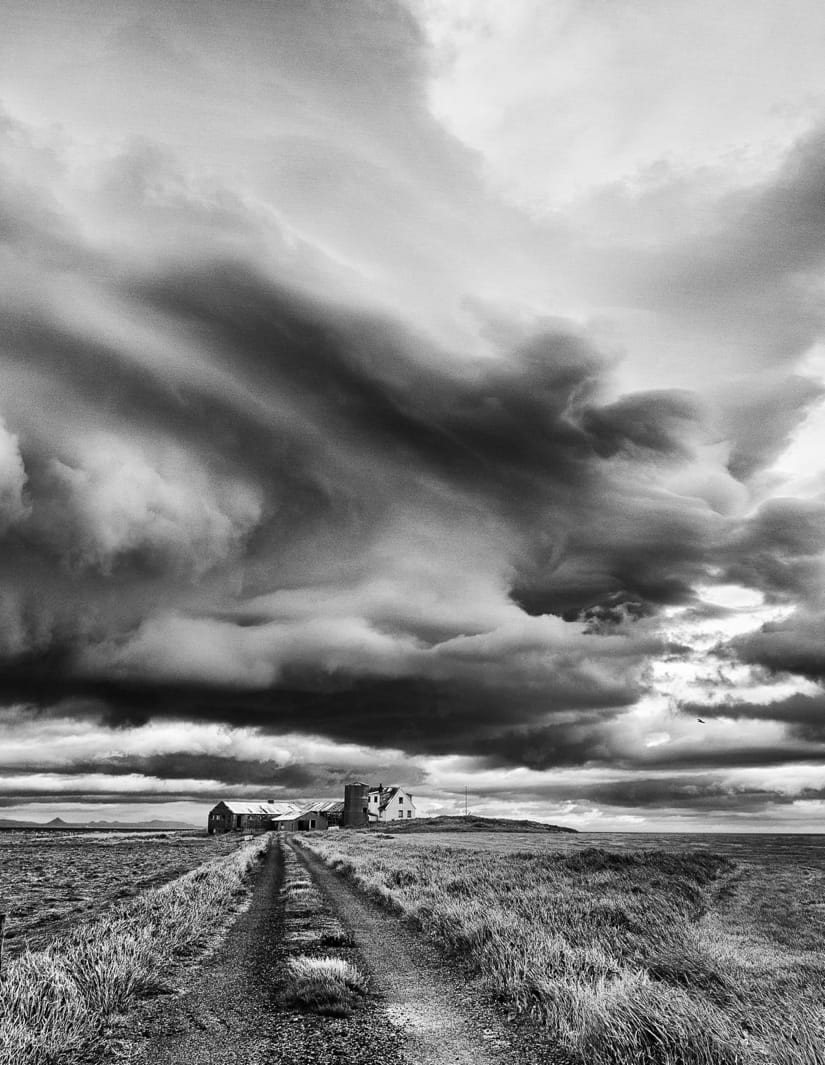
271, 812, 329, 832
300, 799, 345, 827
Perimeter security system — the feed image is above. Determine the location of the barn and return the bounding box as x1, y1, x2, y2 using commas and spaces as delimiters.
207, 800, 300, 834
207, 798, 345, 834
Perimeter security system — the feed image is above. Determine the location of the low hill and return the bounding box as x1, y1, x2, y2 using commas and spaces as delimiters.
374, 815, 577, 834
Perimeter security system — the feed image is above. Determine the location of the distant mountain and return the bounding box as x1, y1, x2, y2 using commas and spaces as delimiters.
85, 819, 199, 830
0, 816, 198, 830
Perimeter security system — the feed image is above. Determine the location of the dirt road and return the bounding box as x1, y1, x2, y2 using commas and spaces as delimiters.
110, 840, 404, 1065
290, 840, 558, 1065
110, 837, 559, 1065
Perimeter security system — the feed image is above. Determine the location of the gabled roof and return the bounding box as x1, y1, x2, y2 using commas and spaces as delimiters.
368, 785, 413, 811
215, 801, 302, 816
270, 803, 342, 823
299, 800, 345, 815
211, 798, 347, 817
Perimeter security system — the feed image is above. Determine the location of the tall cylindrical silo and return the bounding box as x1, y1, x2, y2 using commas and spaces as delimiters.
343, 781, 370, 828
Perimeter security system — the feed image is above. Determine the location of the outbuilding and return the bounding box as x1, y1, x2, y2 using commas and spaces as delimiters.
207, 798, 345, 833
271, 812, 329, 832
207, 800, 300, 834
301, 799, 345, 826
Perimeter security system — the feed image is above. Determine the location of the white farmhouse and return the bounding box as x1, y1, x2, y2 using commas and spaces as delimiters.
367, 783, 416, 822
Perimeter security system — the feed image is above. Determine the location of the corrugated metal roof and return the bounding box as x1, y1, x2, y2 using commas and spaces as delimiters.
300, 800, 345, 814
212, 798, 346, 817
218, 801, 302, 815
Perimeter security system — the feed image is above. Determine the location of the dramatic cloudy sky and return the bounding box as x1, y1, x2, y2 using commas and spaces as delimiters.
3, 0, 825, 830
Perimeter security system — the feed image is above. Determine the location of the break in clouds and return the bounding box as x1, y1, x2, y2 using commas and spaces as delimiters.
2, 0, 825, 828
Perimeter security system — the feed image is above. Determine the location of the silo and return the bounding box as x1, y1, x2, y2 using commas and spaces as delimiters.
343, 781, 370, 828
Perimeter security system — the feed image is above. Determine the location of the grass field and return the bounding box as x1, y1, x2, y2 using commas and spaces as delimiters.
0, 833, 270, 1065
0, 830, 248, 958
301, 830, 825, 1065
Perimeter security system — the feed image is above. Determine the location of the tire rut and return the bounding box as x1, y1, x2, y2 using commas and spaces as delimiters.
109, 838, 409, 1065
291, 839, 561, 1065
111, 839, 287, 1065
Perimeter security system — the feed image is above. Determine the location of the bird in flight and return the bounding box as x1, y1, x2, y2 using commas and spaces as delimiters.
697, 718, 706, 724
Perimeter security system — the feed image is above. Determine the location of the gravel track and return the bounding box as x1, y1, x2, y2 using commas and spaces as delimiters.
109, 839, 406, 1065
108, 835, 561, 1065
292, 839, 563, 1065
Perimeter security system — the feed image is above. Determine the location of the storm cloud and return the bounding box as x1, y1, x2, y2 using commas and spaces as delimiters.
2, 0, 825, 828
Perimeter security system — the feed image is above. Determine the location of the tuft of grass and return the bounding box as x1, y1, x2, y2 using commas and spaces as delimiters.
0, 835, 270, 1065
285, 954, 367, 1016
